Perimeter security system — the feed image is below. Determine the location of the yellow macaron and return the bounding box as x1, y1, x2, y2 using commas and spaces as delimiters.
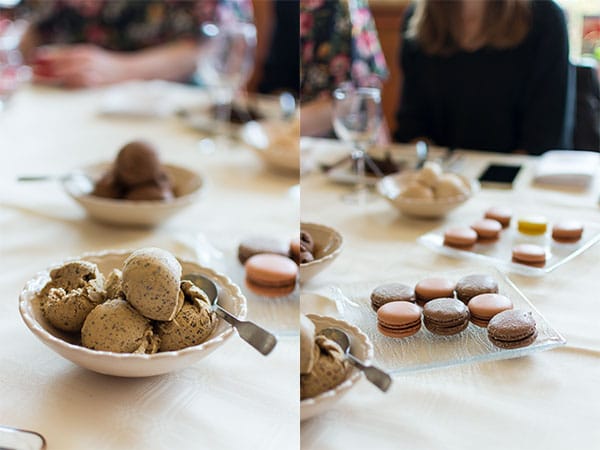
517, 215, 548, 235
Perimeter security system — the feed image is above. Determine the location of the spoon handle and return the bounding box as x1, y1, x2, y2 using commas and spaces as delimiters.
215, 306, 277, 356
17, 175, 59, 182
347, 354, 392, 392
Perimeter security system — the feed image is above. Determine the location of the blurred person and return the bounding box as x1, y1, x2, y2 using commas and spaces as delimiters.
300, 0, 388, 137
17, 0, 252, 88
394, 0, 574, 154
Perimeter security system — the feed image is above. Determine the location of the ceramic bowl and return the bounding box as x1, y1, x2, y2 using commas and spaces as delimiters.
300, 314, 373, 421
62, 163, 203, 227
299, 223, 343, 284
240, 120, 300, 175
377, 171, 478, 219
19, 249, 246, 377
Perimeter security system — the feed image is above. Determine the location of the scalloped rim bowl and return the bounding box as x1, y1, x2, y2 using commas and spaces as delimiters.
377, 172, 479, 219
240, 120, 300, 174
300, 223, 343, 284
62, 162, 203, 227
18, 249, 247, 377
301, 314, 373, 421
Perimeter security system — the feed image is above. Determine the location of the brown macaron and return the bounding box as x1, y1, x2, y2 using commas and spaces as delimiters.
552, 221, 584, 243
415, 277, 456, 306
443, 227, 478, 249
245, 254, 298, 297
370, 283, 416, 312
484, 206, 512, 228
423, 297, 470, 336
377, 301, 422, 338
470, 219, 502, 241
455, 274, 499, 304
468, 293, 513, 327
512, 244, 547, 266
488, 309, 537, 349
300, 230, 315, 253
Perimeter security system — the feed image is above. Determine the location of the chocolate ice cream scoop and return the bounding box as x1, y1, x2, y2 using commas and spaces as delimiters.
125, 181, 174, 201
300, 335, 349, 400
122, 248, 183, 321
156, 281, 217, 351
81, 298, 160, 353
115, 140, 162, 187
41, 286, 105, 332
92, 169, 122, 199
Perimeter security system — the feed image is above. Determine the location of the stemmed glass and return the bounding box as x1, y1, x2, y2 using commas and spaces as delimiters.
195, 21, 257, 153
332, 83, 382, 203
0, 17, 29, 113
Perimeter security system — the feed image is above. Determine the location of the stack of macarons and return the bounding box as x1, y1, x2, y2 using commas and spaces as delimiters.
238, 236, 299, 297
371, 273, 537, 349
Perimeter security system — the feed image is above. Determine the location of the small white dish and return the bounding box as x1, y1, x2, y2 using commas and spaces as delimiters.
19, 250, 246, 377
300, 223, 343, 284
301, 314, 373, 421
241, 120, 300, 175
377, 172, 478, 219
62, 162, 203, 227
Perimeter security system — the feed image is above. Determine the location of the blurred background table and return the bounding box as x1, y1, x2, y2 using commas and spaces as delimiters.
0, 84, 299, 450
300, 138, 600, 450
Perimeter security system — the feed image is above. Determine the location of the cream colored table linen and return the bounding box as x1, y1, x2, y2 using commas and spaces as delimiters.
300, 139, 600, 450
0, 86, 299, 450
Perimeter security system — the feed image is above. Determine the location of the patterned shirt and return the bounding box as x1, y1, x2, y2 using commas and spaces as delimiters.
25, 0, 252, 52
300, 0, 388, 103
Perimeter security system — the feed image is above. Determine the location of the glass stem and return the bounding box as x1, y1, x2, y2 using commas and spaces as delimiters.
352, 145, 367, 202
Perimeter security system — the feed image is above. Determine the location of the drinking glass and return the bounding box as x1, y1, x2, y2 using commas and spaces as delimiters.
0, 17, 29, 112
332, 84, 382, 203
195, 21, 257, 152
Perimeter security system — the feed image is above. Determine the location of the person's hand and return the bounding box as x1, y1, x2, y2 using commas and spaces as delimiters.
32, 44, 128, 88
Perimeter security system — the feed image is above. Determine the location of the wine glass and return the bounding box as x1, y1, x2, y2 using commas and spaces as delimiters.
0, 17, 29, 113
332, 84, 382, 203
195, 21, 257, 152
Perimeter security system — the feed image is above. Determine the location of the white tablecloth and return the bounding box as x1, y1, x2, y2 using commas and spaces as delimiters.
0, 85, 299, 450
300, 139, 600, 450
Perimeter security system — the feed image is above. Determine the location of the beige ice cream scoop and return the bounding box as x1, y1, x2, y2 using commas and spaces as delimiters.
122, 248, 183, 321
81, 299, 160, 353
104, 268, 125, 300
157, 280, 217, 351
300, 314, 316, 374
300, 335, 349, 400
41, 286, 104, 332
40, 260, 104, 297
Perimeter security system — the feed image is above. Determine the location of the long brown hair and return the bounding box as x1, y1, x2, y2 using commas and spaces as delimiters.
407, 0, 532, 56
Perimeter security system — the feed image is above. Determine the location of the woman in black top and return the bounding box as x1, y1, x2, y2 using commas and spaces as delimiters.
394, 0, 574, 154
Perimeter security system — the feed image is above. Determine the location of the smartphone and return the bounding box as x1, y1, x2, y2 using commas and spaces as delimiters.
478, 163, 522, 188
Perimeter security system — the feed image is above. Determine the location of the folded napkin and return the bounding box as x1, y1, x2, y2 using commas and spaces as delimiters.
533, 150, 599, 188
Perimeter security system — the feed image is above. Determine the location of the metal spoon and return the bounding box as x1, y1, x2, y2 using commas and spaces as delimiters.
415, 140, 429, 170
279, 91, 296, 121
319, 327, 392, 392
183, 273, 277, 356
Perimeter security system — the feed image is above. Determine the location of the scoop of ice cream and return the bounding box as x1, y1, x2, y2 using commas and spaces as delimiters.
300, 314, 316, 374
156, 281, 217, 351
92, 169, 122, 199
115, 140, 162, 187
399, 182, 434, 200
41, 260, 104, 297
122, 248, 183, 321
416, 161, 442, 187
434, 173, 469, 198
125, 181, 174, 201
81, 299, 160, 353
104, 268, 125, 300
41, 286, 104, 332
300, 335, 349, 400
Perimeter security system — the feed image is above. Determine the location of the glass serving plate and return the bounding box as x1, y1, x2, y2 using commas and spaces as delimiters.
419, 218, 600, 277
314, 267, 565, 374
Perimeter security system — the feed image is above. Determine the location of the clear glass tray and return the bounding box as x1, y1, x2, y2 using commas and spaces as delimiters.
316, 267, 565, 374
419, 218, 600, 277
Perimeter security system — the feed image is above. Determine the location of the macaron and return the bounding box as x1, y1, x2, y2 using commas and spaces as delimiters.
488, 309, 537, 349
443, 227, 478, 249
512, 244, 547, 266
377, 301, 422, 338
370, 283, 416, 312
468, 293, 513, 327
245, 254, 298, 297
238, 236, 290, 264
455, 274, 499, 304
300, 230, 315, 253
484, 206, 512, 228
289, 237, 301, 264
552, 221, 584, 243
517, 215, 548, 235
423, 297, 470, 336
470, 219, 502, 241
415, 277, 456, 306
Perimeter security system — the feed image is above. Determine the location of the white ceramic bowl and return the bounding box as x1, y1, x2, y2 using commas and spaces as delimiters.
62, 162, 203, 227
240, 120, 300, 174
377, 172, 478, 219
301, 314, 373, 421
19, 250, 246, 377
300, 223, 343, 284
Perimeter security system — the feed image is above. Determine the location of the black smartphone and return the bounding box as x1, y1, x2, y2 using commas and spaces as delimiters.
478, 163, 522, 188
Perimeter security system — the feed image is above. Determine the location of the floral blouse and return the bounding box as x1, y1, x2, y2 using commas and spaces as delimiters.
300, 0, 388, 103
25, 0, 253, 52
